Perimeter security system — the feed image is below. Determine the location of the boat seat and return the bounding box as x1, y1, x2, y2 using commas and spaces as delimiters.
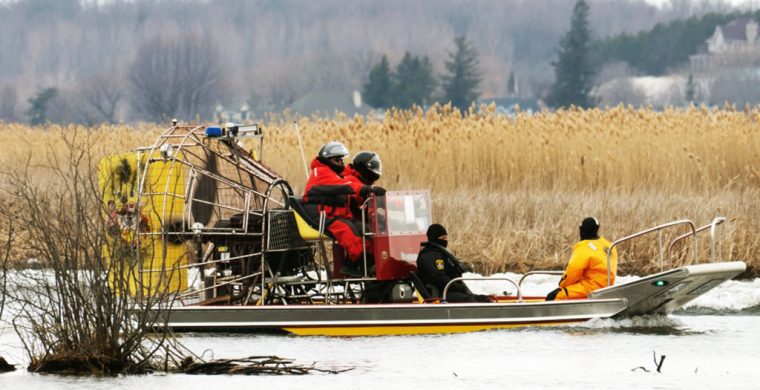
288, 196, 330, 241
409, 271, 437, 301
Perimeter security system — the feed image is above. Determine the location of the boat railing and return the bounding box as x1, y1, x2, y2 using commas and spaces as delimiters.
359, 197, 374, 279
442, 277, 520, 302
606, 219, 697, 287
517, 271, 564, 301
668, 217, 727, 263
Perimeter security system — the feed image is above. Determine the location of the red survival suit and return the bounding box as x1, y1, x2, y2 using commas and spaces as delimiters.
342, 164, 373, 219
303, 158, 370, 262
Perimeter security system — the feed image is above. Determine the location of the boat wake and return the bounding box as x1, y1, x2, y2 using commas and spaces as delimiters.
565, 315, 699, 335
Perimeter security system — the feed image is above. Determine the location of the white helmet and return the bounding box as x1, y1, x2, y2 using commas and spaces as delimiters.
318, 141, 349, 159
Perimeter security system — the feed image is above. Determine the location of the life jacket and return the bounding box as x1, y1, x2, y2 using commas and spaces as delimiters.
557, 237, 618, 299
303, 158, 363, 220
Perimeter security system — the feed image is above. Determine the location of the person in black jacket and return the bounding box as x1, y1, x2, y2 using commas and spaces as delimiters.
416, 224, 490, 303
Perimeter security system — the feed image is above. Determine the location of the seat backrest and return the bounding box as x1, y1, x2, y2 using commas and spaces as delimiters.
288, 197, 318, 229
409, 271, 435, 300
288, 196, 329, 241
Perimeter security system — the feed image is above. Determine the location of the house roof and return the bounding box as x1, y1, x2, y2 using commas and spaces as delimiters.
719, 17, 755, 41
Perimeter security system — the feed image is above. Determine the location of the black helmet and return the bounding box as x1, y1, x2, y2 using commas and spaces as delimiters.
318, 141, 349, 159
579, 217, 600, 240
352, 151, 382, 183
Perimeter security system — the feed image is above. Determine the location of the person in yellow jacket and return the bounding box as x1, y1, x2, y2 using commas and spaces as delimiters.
546, 217, 618, 300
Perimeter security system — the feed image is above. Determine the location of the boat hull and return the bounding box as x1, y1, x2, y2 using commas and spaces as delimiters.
159, 298, 628, 336
590, 261, 746, 316
154, 261, 746, 336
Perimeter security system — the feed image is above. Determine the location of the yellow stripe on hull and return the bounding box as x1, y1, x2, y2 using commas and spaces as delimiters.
283, 320, 579, 336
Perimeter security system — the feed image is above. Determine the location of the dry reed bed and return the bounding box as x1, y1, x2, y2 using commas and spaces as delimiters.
1, 105, 758, 276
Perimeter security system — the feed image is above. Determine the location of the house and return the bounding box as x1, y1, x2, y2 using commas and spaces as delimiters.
214, 103, 254, 124
690, 17, 760, 72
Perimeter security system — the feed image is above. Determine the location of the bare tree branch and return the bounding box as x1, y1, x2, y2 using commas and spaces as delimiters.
128, 34, 225, 123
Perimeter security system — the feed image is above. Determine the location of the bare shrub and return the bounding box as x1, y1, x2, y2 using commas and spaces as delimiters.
0, 207, 9, 322
128, 34, 226, 123
0, 131, 185, 375
68, 74, 125, 125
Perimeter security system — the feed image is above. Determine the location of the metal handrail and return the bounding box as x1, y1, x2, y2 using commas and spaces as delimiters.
710, 217, 725, 262
668, 217, 727, 262
360, 197, 373, 278
606, 219, 697, 287
442, 277, 519, 302
517, 271, 564, 301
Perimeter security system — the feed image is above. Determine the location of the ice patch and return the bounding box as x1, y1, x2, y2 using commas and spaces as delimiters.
684, 278, 760, 311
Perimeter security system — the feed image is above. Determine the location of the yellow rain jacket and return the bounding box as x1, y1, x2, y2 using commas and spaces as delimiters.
555, 237, 617, 300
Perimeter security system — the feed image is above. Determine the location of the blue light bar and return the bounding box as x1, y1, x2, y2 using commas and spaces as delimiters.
205, 126, 224, 137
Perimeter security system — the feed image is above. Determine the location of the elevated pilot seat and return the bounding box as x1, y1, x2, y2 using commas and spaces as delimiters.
288, 196, 330, 241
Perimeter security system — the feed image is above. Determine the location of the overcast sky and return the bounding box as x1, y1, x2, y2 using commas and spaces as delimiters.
642, 0, 759, 7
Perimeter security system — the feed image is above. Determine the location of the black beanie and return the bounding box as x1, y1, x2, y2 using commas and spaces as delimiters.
579, 217, 600, 240
427, 223, 448, 241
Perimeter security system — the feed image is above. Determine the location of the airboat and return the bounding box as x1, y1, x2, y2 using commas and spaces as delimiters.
99, 124, 746, 336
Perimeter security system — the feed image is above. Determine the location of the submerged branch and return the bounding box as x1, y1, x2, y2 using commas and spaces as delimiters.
179, 355, 354, 375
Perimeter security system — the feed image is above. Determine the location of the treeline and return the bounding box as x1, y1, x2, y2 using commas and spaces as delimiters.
594, 12, 746, 75
0, 0, 724, 124
362, 37, 481, 111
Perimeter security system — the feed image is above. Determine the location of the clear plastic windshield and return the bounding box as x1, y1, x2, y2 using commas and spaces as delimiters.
374, 190, 431, 236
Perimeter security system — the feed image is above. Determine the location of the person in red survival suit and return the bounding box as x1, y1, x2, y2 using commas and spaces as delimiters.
302, 142, 386, 275
342, 151, 383, 219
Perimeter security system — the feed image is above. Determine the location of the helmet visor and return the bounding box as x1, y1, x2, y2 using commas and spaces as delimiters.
365, 154, 382, 175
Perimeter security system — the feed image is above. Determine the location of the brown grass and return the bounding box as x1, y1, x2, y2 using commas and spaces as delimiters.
2, 104, 758, 276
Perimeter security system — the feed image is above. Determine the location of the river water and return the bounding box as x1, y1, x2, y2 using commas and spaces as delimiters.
1, 274, 758, 390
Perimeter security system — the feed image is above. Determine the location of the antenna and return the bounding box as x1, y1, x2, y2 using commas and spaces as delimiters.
294, 121, 309, 180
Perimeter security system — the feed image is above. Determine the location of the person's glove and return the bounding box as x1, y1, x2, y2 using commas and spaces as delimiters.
360, 186, 387, 197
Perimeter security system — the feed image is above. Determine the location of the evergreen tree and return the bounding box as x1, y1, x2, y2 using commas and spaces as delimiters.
685, 73, 697, 103
26, 87, 58, 125
594, 13, 735, 76
362, 55, 393, 109
546, 0, 597, 109
393, 52, 436, 109
507, 71, 516, 97
441, 35, 482, 111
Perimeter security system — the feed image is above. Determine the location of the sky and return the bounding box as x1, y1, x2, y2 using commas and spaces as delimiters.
643, 0, 759, 7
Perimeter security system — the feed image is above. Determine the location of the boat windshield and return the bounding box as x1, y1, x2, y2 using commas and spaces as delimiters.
373, 190, 431, 236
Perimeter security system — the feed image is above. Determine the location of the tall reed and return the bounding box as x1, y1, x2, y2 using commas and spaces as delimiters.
1, 104, 758, 276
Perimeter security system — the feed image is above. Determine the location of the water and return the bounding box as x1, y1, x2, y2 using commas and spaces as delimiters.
1, 276, 759, 390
